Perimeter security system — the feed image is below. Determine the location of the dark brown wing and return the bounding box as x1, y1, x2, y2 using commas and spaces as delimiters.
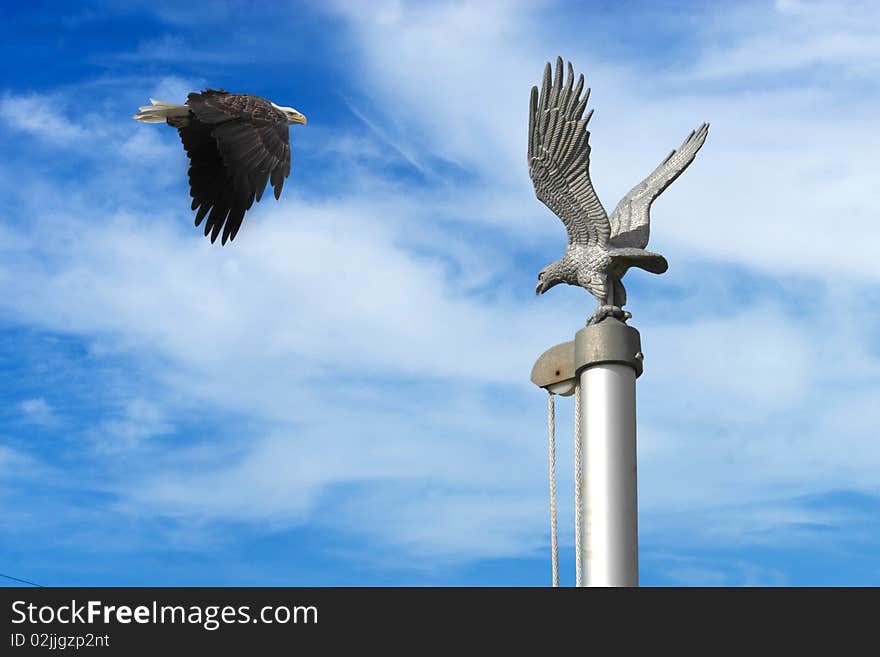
177, 117, 241, 244
211, 119, 291, 203
181, 90, 291, 244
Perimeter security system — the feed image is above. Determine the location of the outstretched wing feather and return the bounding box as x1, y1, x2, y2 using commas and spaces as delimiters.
528, 57, 609, 247
608, 122, 709, 248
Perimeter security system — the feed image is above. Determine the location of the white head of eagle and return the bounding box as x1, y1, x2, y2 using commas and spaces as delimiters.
133, 89, 307, 245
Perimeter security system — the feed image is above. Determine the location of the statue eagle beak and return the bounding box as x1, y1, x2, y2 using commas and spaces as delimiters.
536, 280, 546, 295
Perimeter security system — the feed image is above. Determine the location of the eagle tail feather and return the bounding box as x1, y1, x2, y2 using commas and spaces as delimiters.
133, 99, 189, 123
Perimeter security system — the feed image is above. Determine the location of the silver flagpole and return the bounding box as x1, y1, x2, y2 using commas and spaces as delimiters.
579, 363, 638, 586
576, 319, 641, 586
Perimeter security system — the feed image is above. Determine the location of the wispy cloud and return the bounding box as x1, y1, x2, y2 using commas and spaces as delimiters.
92, 399, 173, 451
0, 94, 88, 144
18, 398, 58, 427
103, 33, 244, 65
691, 0, 880, 81
645, 553, 788, 586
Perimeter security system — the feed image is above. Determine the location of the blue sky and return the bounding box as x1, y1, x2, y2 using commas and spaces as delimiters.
1, 0, 878, 586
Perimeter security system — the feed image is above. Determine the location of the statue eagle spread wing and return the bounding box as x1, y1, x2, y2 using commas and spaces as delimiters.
530, 57, 708, 324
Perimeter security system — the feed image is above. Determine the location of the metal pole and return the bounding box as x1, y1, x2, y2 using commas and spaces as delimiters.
578, 363, 638, 587
575, 318, 642, 586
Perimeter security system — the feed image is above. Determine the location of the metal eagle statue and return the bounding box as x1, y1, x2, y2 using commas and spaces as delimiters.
530, 58, 708, 324
134, 90, 307, 245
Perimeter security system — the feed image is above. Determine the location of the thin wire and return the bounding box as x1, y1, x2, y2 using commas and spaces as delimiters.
547, 391, 559, 587
573, 382, 584, 587
0, 572, 43, 587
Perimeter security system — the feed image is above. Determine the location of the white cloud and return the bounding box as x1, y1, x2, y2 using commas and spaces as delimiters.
119, 129, 178, 162
692, 0, 880, 80
18, 398, 57, 426
0, 94, 88, 144
92, 399, 173, 451
647, 307, 814, 417
645, 553, 788, 586
0, 200, 569, 389
148, 76, 201, 105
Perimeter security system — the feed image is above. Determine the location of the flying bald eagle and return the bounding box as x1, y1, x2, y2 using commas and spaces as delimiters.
134, 90, 307, 245
530, 58, 708, 324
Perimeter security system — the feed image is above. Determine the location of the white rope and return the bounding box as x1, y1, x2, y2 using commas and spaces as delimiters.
547, 391, 559, 587
574, 382, 584, 587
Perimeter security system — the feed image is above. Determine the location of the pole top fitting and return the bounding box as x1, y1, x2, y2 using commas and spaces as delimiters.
531, 318, 643, 392
575, 318, 643, 378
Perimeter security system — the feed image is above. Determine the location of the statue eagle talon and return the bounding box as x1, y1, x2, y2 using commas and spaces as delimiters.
588, 306, 631, 326
529, 58, 708, 323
